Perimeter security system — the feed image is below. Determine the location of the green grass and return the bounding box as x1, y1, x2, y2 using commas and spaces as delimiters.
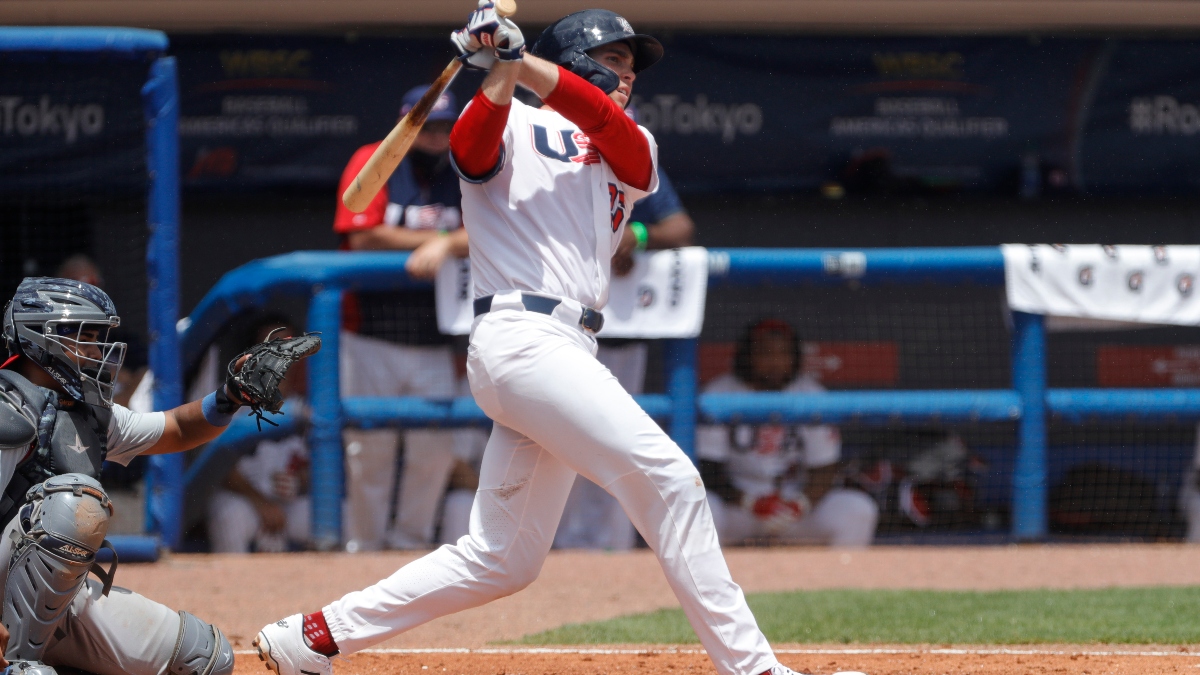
516, 587, 1200, 645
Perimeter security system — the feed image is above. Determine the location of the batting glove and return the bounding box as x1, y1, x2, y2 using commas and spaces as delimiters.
450, 1, 524, 69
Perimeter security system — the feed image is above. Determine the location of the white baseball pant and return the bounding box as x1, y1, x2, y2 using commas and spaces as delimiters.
708, 489, 879, 547
340, 331, 458, 551
554, 341, 646, 550
323, 303, 777, 675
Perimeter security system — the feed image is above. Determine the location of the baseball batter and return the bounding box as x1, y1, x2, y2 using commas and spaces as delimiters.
0, 277, 316, 674
255, 6, 800, 675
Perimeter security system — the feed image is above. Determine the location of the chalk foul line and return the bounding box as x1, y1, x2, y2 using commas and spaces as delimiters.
232, 646, 1200, 658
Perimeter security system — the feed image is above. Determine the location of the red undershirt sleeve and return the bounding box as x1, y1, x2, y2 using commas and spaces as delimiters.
450, 91, 511, 181
542, 66, 653, 191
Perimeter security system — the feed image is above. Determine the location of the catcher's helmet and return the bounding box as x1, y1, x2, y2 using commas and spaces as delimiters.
2, 277, 126, 408
530, 9, 663, 95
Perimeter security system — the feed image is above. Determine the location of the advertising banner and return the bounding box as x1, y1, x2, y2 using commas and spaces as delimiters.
0, 60, 148, 194
171, 35, 485, 188
168, 34, 1097, 195
9, 35, 1200, 195
631, 35, 1093, 194
1077, 40, 1200, 193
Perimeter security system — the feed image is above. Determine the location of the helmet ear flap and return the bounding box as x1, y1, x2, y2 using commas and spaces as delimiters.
1, 301, 16, 357
568, 51, 621, 95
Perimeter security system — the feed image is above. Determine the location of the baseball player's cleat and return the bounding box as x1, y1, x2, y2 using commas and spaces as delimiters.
253, 614, 333, 675
763, 665, 811, 675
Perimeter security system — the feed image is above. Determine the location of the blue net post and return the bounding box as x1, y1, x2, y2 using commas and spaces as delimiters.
308, 288, 345, 550
1010, 310, 1048, 540
663, 338, 698, 461
141, 56, 183, 549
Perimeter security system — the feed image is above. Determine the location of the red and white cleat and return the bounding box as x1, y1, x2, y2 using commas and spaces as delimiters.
253, 614, 334, 675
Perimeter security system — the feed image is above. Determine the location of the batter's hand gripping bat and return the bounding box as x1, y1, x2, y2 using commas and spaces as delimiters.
341, 0, 517, 212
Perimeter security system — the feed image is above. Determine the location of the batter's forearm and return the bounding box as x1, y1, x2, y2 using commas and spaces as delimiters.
482, 59, 522, 106
515, 53, 560, 99
451, 62, 520, 179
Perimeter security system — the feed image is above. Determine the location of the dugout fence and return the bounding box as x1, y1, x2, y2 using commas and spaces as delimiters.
0, 28, 180, 558
177, 247, 1200, 551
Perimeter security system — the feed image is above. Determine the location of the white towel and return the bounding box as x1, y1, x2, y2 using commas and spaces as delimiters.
1002, 244, 1200, 326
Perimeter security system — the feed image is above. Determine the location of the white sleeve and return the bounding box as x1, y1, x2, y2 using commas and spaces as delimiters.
105, 404, 166, 466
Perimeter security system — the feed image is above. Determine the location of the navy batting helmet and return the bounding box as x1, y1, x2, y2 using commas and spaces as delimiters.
3, 277, 126, 408
530, 9, 663, 95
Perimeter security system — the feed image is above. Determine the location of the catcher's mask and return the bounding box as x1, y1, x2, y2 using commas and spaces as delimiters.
2, 277, 126, 408
530, 9, 663, 95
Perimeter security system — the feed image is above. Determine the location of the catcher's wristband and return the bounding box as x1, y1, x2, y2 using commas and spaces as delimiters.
202, 388, 242, 427
629, 221, 649, 251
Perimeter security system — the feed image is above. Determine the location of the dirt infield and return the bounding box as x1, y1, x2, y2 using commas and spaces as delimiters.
234, 646, 1200, 675
118, 544, 1200, 674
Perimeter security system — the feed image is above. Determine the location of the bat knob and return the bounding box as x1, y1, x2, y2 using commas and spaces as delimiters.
495, 0, 517, 17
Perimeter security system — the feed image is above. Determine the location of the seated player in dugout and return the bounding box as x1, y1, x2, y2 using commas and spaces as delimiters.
698, 319, 880, 547
333, 86, 469, 552
0, 278, 316, 673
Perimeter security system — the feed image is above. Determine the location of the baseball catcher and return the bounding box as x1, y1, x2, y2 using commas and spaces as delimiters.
0, 277, 318, 674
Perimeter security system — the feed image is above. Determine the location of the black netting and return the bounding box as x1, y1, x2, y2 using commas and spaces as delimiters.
690, 284, 1195, 543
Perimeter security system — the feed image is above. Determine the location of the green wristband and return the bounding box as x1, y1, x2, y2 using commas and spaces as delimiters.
629, 221, 649, 251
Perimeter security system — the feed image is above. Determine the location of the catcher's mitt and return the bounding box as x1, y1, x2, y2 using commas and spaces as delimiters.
226, 329, 321, 428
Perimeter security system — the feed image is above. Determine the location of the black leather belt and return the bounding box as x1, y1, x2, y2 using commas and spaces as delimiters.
473, 293, 605, 334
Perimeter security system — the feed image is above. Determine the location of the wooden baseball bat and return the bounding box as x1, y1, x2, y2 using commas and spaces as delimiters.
342, 0, 517, 213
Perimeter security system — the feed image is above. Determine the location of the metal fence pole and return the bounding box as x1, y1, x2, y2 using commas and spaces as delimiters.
141, 56, 183, 548
1011, 310, 1048, 539
307, 288, 345, 550
663, 338, 699, 461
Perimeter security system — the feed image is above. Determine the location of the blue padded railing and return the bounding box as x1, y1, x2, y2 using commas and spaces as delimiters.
179, 247, 1200, 549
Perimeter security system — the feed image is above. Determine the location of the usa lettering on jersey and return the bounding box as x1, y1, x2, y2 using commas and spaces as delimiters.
531, 125, 600, 165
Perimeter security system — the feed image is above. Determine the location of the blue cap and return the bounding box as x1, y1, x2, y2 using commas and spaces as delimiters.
401, 85, 458, 122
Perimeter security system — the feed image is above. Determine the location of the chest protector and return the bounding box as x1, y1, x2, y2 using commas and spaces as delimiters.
0, 371, 108, 528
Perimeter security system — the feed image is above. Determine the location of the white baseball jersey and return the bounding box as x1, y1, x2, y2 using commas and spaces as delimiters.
458, 98, 660, 309
697, 373, 842, 499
